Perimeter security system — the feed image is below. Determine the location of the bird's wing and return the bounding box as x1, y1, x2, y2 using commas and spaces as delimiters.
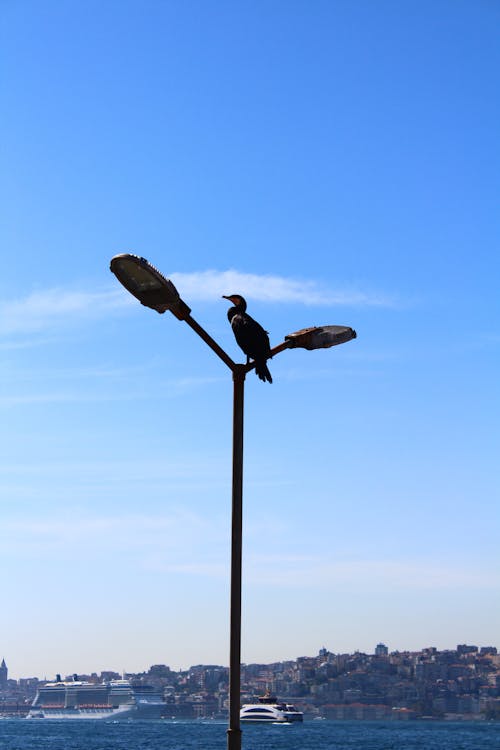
232, 313, 270, 359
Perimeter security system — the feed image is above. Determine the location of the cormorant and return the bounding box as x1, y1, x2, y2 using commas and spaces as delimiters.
223, 294, 273, 383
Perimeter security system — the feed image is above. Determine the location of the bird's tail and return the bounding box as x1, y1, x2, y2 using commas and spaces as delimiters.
255, 360, 272, 384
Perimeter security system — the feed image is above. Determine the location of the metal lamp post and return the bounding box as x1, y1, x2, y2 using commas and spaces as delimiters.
110, 253, 356, 750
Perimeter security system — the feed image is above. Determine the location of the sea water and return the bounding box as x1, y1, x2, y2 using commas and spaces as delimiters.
0, 719, 498, 750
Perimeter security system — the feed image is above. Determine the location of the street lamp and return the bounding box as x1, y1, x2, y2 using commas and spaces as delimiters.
110, 253, 356, 750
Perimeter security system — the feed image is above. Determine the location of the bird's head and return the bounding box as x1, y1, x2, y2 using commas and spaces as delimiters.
222, 294, 247, 311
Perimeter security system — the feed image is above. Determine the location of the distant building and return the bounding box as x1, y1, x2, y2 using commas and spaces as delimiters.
457, 644, 478, 655
0, 659, 7, 689
375, 643, 388, 657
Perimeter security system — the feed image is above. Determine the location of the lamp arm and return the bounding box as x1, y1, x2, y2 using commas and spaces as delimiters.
241, 339, 292, 375
268, 340, 293, 358
183, 314, 237, 371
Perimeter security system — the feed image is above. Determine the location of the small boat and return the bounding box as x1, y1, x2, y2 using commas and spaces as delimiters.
240, 691, 303, 724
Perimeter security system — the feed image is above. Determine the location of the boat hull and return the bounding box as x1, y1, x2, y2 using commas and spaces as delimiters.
27, 704, 134, 720
27, 702, 165, 720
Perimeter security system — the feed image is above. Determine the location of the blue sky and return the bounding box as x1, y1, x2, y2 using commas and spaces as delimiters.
1, 0, 498, 680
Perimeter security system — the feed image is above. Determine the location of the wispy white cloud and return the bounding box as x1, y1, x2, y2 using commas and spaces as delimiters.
0, 375, 224, 408
0, 271, 393, 337
148, 561, 227, 577
0, 455, 227, 484
0, 510, 225, 560
2, 511, 496, 593
0, 393, 74, 407
0, 287, 129, 336
169, 269, 392, 307
244, 554, 499, 592
3, 511, 207, 538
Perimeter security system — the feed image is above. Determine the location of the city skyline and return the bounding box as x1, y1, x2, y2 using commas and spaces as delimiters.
1, 1, 499, 680
2, 642, 499, 722
2, 640, 499, 682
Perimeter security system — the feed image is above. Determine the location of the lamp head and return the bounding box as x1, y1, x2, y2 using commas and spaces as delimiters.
110, 254, 191, 319
285, 325, 357, 350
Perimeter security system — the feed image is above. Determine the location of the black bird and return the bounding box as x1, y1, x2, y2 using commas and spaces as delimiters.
223, 294, 273, 383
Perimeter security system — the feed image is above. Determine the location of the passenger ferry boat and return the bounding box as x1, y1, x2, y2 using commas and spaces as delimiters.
240, 691, 303, 723
27, 676, 164, 719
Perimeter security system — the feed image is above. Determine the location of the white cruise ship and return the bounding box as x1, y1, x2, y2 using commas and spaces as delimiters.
240, 692, 303, 723
27, 677, 164, 719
